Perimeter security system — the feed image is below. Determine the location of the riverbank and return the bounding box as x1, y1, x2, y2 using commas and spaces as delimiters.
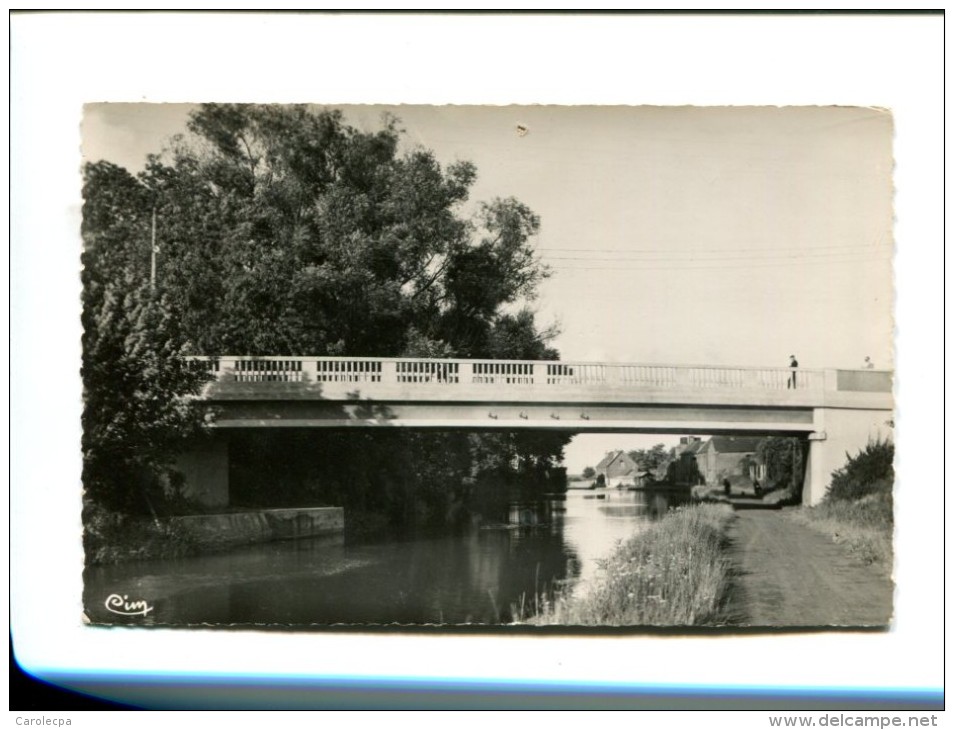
521, 503, 735, 626
84, 506, 344, 565
84, 508, 198, 565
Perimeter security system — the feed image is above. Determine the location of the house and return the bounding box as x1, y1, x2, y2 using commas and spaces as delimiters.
695, 436, 766, 486
655, 436, 706, 485
674, 436, 703, 457
594, 450, 639, 488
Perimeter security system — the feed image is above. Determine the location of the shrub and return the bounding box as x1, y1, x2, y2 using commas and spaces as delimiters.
826, 439, 894, 503
83, 501, 197, 565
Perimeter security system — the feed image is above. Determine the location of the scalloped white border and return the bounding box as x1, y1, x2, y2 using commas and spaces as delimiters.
9, 11, 943, 702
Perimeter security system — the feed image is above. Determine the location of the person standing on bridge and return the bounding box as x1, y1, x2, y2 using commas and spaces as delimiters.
788, 355, 799, 389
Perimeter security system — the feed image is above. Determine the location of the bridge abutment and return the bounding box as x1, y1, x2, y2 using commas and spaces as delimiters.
803, 408, 894, 505
176, 433, 230, 508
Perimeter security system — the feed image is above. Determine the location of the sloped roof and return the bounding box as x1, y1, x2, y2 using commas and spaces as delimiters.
596, 450, 639, 471
709, 436, 763, 454
595, 450, 620, 470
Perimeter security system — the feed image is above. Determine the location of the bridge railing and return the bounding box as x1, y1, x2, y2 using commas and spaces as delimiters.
189, 356, 837, 392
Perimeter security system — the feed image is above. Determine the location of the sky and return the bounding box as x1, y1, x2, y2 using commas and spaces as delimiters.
82, 104, 894, 366
82, 103, 895, 472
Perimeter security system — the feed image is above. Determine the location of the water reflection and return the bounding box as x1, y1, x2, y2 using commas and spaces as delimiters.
84, 489, 665, 626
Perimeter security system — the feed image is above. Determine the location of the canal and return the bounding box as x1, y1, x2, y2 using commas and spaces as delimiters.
83, 489, 667, 626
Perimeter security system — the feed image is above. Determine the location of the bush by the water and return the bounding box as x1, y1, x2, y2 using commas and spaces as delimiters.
83, 502, 198, 565
522, 503, 735, 626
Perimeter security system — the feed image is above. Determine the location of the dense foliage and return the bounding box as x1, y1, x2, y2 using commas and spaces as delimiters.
82, 104, 567, 530
627, 444, 669, 472
826, 438, 894, 503
665, 451, 703, 486
756, 436, 804, 493
628, 443, 670, 479
81, 163, 211, 514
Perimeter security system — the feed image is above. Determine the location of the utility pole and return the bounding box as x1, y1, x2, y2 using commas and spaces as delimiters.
150, 205, 157, 290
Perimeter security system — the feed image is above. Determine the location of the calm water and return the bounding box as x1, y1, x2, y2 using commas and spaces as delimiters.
84, 489, 667, 626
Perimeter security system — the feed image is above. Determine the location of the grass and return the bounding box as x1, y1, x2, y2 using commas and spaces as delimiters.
518, 503, 735, 626
791, 490, 893, 573
791, 440, 893, 573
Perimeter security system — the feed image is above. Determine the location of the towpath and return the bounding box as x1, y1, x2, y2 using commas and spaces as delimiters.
723, 508, 893, 627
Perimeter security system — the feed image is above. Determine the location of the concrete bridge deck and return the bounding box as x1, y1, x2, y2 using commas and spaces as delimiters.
182, 356, 894, 506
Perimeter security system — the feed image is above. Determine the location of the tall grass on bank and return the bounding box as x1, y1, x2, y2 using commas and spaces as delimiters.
793, 489, 893, 572
793, 439, 894, 573
522, 503, 735, 626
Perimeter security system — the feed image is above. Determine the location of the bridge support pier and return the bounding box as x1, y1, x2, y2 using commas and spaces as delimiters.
803, 408, 894, 506
175, 432, 230, 508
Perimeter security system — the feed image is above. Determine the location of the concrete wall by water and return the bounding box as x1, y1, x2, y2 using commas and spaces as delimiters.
171, 507, 344, 551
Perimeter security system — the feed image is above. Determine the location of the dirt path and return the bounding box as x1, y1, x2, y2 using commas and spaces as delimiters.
723, 509, 893, 627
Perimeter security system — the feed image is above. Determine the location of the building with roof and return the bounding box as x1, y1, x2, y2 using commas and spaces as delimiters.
696, 436, 766, 487
674, 436, 704, 457
594, 450, 640, 488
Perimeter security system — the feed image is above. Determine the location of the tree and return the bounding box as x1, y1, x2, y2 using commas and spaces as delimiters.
143, 104, 479, 356
665, 452, 702, 486
756, 437, 804, 493
582, 466, 596, 480
126, 104, 557, 365
82, 104, 563, 527
627, 443, 669, 471
81, 163, 207, 511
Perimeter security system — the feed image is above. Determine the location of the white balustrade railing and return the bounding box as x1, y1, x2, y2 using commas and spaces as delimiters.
189, 356, 843, 392
397, 360, 458, 384
232, 358, 304, 382
314, 359, 382, 383
545, 362, 605, 385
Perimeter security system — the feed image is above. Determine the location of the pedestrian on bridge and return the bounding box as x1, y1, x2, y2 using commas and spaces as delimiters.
788, 355, 799, 389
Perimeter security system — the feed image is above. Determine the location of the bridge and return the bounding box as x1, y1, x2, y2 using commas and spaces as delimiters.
180, 356, 894, 508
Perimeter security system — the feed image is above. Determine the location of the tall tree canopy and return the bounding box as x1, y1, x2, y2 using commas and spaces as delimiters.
627, 444, 670, 472
130, 103, 550, 359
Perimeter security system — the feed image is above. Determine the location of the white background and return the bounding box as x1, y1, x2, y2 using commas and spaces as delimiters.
8, 11, 945, 713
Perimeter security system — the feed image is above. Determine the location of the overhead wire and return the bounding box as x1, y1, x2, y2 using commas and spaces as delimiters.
533, 230, 892, 271
543, 255, 892, 272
